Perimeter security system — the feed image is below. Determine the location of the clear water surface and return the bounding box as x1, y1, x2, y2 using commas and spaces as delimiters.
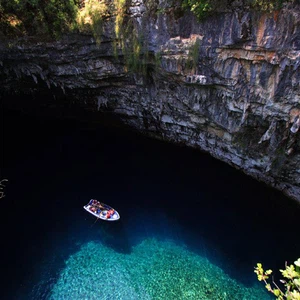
1, 109, 300, 300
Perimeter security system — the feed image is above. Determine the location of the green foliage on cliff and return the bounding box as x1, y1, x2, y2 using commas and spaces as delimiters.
0, 0, 79, 37
1, 0, 297, 38
182, 0, 211, 19
187, 38, 201, 72
254, 258, 300, 299
77, 0, 109, 44
112, 0, 150, 74
182, 0, 295, 20
251, 0, 285, 11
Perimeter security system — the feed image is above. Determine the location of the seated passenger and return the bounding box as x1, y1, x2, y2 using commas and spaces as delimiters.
90, 206, 97, 212
97, 202, 105, 210
106, 209, 115, 219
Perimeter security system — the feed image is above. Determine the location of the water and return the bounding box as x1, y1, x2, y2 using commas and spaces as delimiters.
1, 109, 300, 300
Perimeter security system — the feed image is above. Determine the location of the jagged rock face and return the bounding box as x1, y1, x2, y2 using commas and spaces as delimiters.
1, 1, 300, 202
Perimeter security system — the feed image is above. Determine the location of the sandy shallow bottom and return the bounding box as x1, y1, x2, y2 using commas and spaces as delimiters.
49, 239, 271, 300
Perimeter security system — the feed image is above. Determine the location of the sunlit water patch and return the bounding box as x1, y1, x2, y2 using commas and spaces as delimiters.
49, 239, 270, 300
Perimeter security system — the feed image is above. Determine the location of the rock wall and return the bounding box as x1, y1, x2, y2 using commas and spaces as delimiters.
1, 1, 300, 202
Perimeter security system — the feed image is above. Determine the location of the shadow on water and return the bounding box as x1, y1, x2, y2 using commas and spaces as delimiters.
139, 146, 300, 287
90, 219, 132, 255
2, 108, 300, 298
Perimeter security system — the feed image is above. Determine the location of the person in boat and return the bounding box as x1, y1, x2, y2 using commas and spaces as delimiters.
97, 202, 105, 210
106, 209, 115, 219
89, 199, 98, 206
90, 206, 97, 213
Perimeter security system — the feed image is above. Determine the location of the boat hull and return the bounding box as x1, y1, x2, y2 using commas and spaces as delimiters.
83, 203, 120, 221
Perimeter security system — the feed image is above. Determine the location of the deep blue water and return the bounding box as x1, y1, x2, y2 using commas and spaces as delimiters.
1, 109, 300, 299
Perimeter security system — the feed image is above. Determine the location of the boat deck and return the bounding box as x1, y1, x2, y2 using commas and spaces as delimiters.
83, 202, 120, 221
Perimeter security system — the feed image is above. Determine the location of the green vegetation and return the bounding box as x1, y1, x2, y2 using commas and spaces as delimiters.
0, 0, 78, 37
251, 0, 285, 11
0, 0, 149, 72
77, 0, 109, 45
187, 38, 201, 72
0, 0, 297, 73
182, 0, 211, 20
0, 0, 297, 38
116, 24, 146, 73
254, 258, 300, 299
112, 0, 150, 74
114, 0, 126, 40
182, 0, 294, 20
122, 33, 149, 74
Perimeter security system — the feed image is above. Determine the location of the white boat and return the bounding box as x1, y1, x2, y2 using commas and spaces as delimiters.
83, 199, 120, 221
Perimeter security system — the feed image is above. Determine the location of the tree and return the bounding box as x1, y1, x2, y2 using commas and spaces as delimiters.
254, 258, 300, 299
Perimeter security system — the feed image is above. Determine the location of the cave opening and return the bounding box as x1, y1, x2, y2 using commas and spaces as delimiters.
1, 92, 300, 299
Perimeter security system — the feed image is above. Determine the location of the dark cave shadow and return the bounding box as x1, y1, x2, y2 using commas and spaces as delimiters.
90, 219, 132, 255
164, 182, 300, 288
3, 107, 300, 296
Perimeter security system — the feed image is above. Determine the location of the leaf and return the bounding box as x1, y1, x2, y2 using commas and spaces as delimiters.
254, 265, 263, 276
288, 290, 300, 300
273, 289, 282, 297
257, 274, 263, 281
266, 269, 273, 275
294, 278, 300, 287
265, 283, 272, 291
256, 259, 300, 299
281, 265, 298, 279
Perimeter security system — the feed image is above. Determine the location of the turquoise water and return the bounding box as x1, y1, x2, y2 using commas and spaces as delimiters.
48, 239, 270, 300
2, 110, 299, 299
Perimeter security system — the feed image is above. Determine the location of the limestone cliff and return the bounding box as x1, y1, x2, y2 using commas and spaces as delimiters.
1, 1, 300, 202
